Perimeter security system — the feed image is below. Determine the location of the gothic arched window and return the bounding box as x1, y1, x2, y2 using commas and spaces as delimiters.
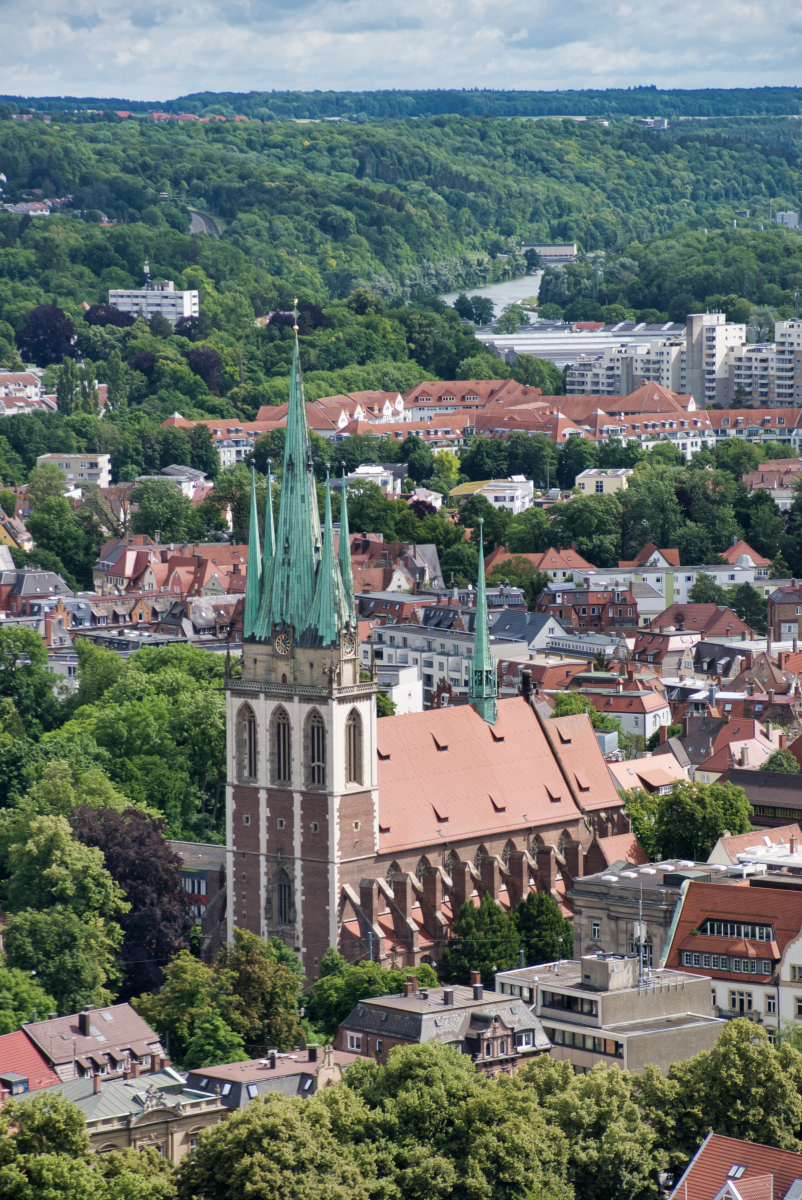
415, 856, 430, 882
271, 706, 291, 785
445, 850, 459, 876
346, 709, 363, 785
502, 839, 516, 866
307, 710, 326, 787
236, 704, 257, 782
277, 868, 294, 926
474, 845, 488, 872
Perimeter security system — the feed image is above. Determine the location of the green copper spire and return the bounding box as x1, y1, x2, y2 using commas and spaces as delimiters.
254, 319, 321, 641
243, 466, 261, 640
338, 469, 357, 630
299, 474, 349, 648
469, 518, 497, 725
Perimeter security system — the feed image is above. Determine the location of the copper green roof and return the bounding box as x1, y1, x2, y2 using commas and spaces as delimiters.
254, 334, 321, 640
469, 519, 497, 725
299, 475, 350, 649
338, 469, 357, 630
243, 465, 261, 640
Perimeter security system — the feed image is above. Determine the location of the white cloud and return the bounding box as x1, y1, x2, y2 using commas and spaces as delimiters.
0, 0, 800, 99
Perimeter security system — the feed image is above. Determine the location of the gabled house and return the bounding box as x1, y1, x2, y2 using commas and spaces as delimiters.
670, 1132, 802, 1200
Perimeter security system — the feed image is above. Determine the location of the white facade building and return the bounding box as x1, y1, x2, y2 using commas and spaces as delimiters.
36, 452, 112, 489
109, 280, 199, 325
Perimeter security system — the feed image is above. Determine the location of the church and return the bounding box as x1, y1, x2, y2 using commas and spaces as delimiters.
226, 322, 631, 980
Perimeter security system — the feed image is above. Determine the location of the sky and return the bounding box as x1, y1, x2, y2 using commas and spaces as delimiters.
2, 0, 802, 102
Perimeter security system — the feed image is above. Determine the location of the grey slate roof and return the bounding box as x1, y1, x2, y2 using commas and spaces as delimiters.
23, 1068, 212, 1121
488, 611, 562, 644
340, 985, 550, 1051
720, 767, 802, 811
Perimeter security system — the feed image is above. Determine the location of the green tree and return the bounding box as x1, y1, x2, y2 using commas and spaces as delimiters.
487, 558, 551, 609
0, 957, 58, 1033
216, 928, 305, 1054
26, 463, 67, 508
26, 496, 102, 589
550, 493, 623, 567
3, 813, 129, 921
770, 551, 791, 579
0, 625, 61, 733
130, 479, 199, 542
654, 781, 752, 860
176, 1091, 372, 1200
526, 1057, 665, 1200
510, 353, 565, 393
440, 893, 521, 987
634, 1020, 802, 1171
105, 346, 128, 412
556, 437, 599, 489
494, 304, 529, 333
306, 961, 438, 1040
506, 506, 553, 553
4, 906, 123, 1012
189, 423, 220, 479
622, 789, 661, 862
182, 1011, 248, 1070
514, 891, 573, 964
56, 356, 81, 414
455, 354, 506, 380
133, 950, 221, 1063
688, 573, 727, 604
724, 582, 767, 635
764, 748, 801, 774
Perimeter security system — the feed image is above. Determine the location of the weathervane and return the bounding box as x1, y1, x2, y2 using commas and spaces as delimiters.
293, 297, 299, 333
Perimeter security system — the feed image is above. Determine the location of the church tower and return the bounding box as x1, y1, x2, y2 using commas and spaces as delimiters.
226, 316, 377, 978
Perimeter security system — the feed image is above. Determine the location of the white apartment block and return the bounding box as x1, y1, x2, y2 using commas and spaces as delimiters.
109, 280, 199, 325
36, 452, 112, 489
473, 476, 534, 514
683, 313, 746, 407
566, 313, 745, 404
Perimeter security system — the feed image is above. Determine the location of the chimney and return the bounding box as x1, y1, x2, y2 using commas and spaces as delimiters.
627, 665, 635, 681
130, 1060, 140, 1078
402, 976, 419, 997
269, 1050, 277, 1069
154, 529, 160, 544
741, 745, 749, 767
769, 688, 775, 707
162, 1057, 171, 1070
795, 638, 799, 655
791, 836, 798, 855
682, 715, 691, 738
521, 669, 533, 704
308, 1045, 318, 1063
658, 724, 668, 744
78, 1011, 91, 1037
471, 970, 483, 1000
93, 1073, 102, 1094
780, 732, 788, 750
442, 988, 454, 1006
151, 1054, 162, 1074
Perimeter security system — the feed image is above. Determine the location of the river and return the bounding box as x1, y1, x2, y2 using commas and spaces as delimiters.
439, 270, 542, 316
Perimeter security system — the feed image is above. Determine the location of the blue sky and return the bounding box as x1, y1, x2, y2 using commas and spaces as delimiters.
2, 0, 801, 101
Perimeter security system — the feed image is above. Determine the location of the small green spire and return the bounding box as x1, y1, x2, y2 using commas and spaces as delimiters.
253, 326, 321, 641
469, 518, 497, 725
243, 466, 261, 640
338, 468, 357, 630
299, 473, 349, 649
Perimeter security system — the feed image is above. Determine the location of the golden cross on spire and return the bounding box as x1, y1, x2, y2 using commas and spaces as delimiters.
293, 297, 299, 333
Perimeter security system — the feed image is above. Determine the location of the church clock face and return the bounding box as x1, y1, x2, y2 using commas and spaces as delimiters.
274, 632, 291, 655
343, 633, 357, 656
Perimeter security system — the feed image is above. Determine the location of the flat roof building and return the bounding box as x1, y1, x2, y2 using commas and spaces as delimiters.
497, 954, 723, 1073
109, 279, 199, 325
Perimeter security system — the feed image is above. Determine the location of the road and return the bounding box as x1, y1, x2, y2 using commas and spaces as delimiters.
189, 209, 221, 237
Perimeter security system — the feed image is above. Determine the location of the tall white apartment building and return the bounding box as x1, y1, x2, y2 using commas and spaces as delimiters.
683, 313, 746, 406
567, 336, 686, 395
773, 319, 802, 404
108, 279, 199, 326
567, 313, 744, 402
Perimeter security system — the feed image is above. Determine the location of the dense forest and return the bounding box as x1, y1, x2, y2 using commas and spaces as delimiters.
5, 86, 802, 119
